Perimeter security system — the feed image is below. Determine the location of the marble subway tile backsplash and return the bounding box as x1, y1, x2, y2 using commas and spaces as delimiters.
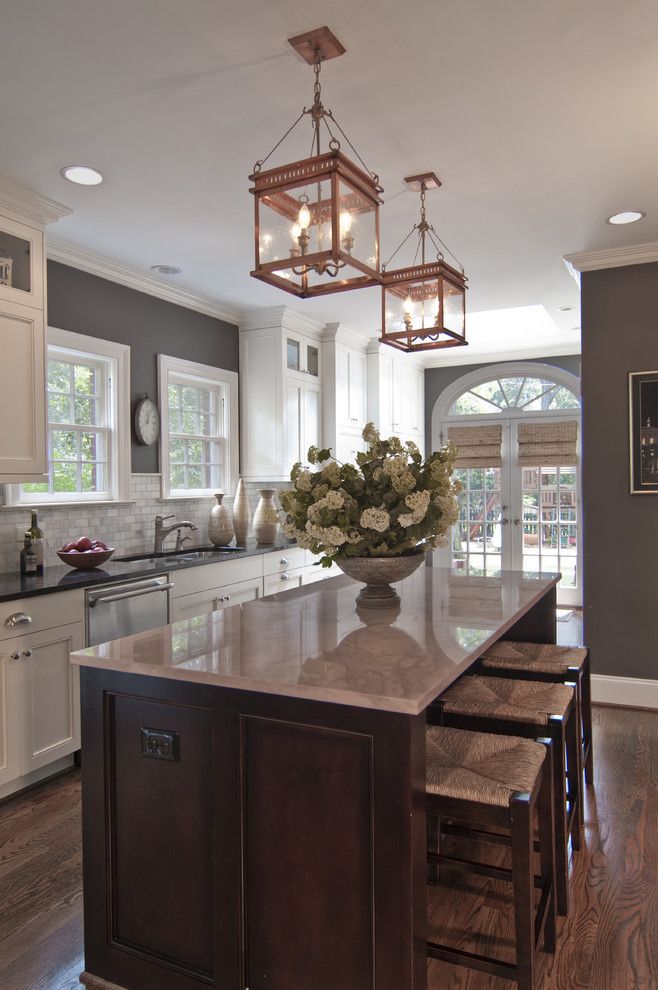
0, 475, 289, 575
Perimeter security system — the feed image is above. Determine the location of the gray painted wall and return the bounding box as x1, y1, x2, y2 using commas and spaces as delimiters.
424, 354, 581, 449
46, 261, 239, 472
582, 263, 658, 681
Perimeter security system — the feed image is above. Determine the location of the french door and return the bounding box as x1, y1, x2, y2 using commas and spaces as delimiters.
445, 416, 582, 606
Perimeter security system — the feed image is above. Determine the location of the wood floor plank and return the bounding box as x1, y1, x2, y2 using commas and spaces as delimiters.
0, 707, 656, 990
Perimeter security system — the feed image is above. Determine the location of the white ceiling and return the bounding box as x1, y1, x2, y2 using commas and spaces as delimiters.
2, 0, 658, 361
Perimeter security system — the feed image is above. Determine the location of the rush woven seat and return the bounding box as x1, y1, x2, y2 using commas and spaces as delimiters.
426, 725, 546, 808
481, 641, 588, 675
478, 640, 595, 790
440, 675, 573, 725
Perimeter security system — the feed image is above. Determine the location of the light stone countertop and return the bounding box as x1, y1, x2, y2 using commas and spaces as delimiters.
71, 567, 560, 715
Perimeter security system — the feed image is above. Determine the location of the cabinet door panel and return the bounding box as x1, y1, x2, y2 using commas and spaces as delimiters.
171, 591, 220, 622
285, 379, 302, 470
0, 300, 46, 478
19, 621, 83, 773
0, 216, 44, 310
0, 643, 21, 789
303, 385, 321, 455
348, 349, 367, 428
218, 578, 261, 607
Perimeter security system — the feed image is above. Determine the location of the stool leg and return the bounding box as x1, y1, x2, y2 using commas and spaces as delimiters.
548, 718, 569, 916
565, 702, 582, 852
537, 753, 557, 953
582, 654, 594, 785
427, 813, 440, 885
510, 793, 535, 990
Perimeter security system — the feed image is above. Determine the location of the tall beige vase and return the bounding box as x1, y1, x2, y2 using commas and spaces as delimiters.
208, 492, 234, 546
253, 489, 279, 544
232, 477, 251, 546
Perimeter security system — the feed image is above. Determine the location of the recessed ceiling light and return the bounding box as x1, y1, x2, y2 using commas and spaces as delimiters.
606, 210, 645, 225
151, 264, 183, 276
558, 306, 574, 312
60, 165, 104, 186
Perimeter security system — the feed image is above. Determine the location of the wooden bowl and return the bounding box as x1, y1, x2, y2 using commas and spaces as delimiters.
57, 548, 115, 570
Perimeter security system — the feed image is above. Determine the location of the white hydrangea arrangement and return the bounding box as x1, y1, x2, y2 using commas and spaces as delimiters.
280, 423, 461, 567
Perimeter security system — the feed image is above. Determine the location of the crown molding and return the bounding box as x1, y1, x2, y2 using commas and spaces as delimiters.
0, 178, 72, 228
564, 241, 658, 273
323, 321, 370, 350
240, 305, 326, 338
47, 237, 241, 324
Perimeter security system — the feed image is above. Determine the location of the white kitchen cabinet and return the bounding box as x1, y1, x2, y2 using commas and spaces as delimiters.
285, 377, 321, 469
0, 182, 70, 483
19, 621, 82, 774
367, 342, 425, 450
0, 646, 21, 789
264, 568, 305, 597
171, 576, 262, 622
322, 324, 369, 465
240, 308, 324, 481
285, 331, 321, 383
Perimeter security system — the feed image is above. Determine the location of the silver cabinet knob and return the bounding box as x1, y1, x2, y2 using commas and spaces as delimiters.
501, 518, 510, 526
22, 649, 32, 658
513, 518, 521, 526
10, 651, 21, 660
281, 573, 289, 580
280, 557, 289, 565
225, 595, 230, 601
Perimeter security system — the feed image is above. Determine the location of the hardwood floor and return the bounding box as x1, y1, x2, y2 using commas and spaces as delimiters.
0, 705, 655, 990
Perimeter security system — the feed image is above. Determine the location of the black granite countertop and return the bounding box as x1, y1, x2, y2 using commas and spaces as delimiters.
0, 538, 296, 603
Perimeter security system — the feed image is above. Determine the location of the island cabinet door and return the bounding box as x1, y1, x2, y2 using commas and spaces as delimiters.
80, 670, 427, 990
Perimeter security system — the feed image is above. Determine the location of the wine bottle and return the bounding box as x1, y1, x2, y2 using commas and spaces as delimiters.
20, 534, 37, 576
28, 509, 44, 575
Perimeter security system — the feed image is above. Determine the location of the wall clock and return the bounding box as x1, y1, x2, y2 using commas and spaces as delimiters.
134, 395, 160, 446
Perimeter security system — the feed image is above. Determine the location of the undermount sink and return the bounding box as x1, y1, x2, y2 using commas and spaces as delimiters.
115, 546, 245, 563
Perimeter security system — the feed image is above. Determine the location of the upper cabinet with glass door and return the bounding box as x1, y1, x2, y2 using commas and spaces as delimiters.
285, 331, 321, 382
0, 216, 45, 311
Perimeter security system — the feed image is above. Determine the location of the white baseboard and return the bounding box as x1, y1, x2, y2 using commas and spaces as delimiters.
591, 674, 658, 711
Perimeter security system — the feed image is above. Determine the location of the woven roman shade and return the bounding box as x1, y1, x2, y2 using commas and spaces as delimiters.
517, 421, 578, 466
447, 424, 503, 468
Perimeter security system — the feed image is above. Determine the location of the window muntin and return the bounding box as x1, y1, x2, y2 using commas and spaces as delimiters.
21, 349, 114, 502
451, 375, 579, 416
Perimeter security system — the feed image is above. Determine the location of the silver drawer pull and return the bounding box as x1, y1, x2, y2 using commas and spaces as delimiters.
225, 595, 231, 601
10, 651, 21, 660
90, 581, 175, 607
22, 649, 32, 659
4, 612, 32, 629
280, 557, 289, 565
281, 573, 289, 581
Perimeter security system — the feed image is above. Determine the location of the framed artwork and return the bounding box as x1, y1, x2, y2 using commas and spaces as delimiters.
629, 370, 658, 494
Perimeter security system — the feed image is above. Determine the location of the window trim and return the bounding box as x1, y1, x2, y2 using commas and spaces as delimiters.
158, 354, 239, 500
4, 327, 130, 507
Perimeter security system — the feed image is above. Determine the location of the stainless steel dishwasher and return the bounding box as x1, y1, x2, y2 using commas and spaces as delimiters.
86, 574, 174, 647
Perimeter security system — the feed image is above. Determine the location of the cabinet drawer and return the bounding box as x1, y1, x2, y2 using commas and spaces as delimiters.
0, 591, 84, 642
303, 563, 341, 584
264, 568, 305, 596
171, 556, 264, 598
263, 547, 307, 576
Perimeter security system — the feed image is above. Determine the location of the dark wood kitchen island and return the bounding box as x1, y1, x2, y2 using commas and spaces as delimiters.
71, 567, 558, 990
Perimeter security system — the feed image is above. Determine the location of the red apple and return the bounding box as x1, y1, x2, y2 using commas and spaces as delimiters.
61, 541, 77, 552
92, 540, 108, 550
76, 537, 93, 552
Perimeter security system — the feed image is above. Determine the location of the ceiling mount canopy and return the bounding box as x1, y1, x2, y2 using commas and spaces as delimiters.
380, 173, 468, 354
249, 27, 383, 299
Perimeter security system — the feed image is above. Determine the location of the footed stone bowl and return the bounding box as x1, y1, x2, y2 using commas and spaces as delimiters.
335, 552, 426, 608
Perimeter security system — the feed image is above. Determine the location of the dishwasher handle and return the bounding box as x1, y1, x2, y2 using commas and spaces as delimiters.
89, 581, 175, 608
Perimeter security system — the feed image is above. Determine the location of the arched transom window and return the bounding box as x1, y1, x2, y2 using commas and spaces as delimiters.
451, 375, 579, 416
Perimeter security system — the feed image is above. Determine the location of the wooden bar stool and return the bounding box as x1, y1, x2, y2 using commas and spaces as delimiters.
429, 675, 581, 916
476, 640, 594, 786
426, 725, 556, 990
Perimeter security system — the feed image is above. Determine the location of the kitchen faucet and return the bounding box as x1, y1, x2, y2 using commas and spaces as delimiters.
154, 515, 199, 553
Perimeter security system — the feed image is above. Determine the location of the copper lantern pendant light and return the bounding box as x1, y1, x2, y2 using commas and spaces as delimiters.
249, 26, 383, 298
380, 173, 468, 353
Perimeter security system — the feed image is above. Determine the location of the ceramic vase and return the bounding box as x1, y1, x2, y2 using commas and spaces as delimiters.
253, 488, 279, 545
232, 477, 251, 546
208, 491, 234, 547
335, 552, 426, 608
